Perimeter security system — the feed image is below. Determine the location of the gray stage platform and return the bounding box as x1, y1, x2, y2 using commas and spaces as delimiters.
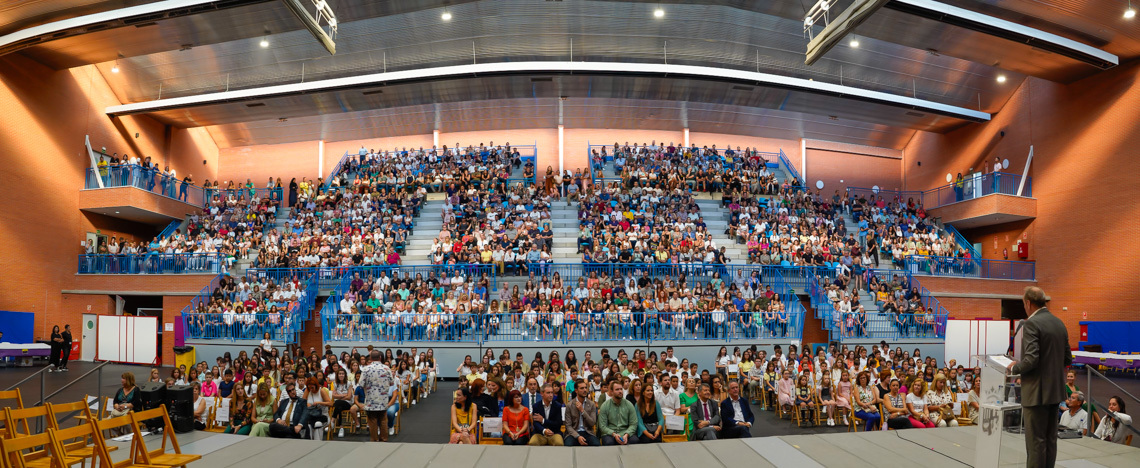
111, 427, 1140, 468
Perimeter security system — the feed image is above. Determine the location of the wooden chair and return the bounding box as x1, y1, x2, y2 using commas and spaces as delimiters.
91, 415, 163, 468
0, 390, 25, 439
129, 407, 201, 468
794, 391, 816, 427
0, 430, 82, 468
2, 406, 49, 440
476, 417, 503, 445
44, 420, 111, 468
661, 414, 689, 443
204, 398, 227, 433
954, 393, 975, 426
46, 400, 118, 462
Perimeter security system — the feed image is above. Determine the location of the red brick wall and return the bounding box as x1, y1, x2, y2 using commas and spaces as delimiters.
163, 296, 193, 366
806, 149, 902, 193
0, 54, 217, 343
959, 219, 1035, 262
904, 60, 1140, 344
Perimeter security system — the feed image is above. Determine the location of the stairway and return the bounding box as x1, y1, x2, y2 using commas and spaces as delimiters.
695, 198, 745, 264
402, 199, 445, 266
549, 201, 580, 264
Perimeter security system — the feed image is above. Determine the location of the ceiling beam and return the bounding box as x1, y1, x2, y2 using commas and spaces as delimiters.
106, 61, 991, 123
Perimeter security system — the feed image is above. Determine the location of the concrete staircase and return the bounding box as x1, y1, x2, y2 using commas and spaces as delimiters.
403, 199, 445, 266
695, 198, 745, 264
550, 202, 580, 263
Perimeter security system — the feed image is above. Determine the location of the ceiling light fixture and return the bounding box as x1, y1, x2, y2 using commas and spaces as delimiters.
996, 75, 1007, 83
654, 8, 664, 18
441, 12, 452, 21
260, 38, 269, 48
111, 63, 120, 73
1126, 1, 1136, 19
849, 38, 860, 48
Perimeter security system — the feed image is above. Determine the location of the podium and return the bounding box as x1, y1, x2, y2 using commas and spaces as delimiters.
973, 354, 1021, 468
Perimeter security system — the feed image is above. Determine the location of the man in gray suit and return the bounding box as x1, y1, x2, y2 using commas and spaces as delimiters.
690, 383, 721, 440
1008, 286, 1072, 468
564, 378, 600, 446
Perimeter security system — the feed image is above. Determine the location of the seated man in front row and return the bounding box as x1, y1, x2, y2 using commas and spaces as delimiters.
269, 383, 308, 439
719, 381, 754, 438
598, 380, 640, 445
565, 378, 600, 446
529, 383, 564, 446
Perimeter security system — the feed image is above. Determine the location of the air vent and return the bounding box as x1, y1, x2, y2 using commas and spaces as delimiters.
530, 77, 553, 82
828, 115, 839, 121
278, 118, 288, 122
245, 103, 266, 108
133, 22, 158, 28
179, 44, 193, 51
362, 89, 384, 96
905, 111, 925, 117
731, 85, 754, 91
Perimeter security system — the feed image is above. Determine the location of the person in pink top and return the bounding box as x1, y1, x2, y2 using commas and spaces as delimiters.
776, 369, 795, 412
836, 370, 853, 427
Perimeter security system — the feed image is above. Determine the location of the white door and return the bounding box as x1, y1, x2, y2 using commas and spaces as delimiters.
81, 314, 96, 361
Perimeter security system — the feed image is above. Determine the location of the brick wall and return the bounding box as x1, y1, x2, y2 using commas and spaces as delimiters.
905, 60, 1140, 344
0, 54, 218, 343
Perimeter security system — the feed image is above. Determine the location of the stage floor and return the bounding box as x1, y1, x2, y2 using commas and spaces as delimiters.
110, 426, 1140, 468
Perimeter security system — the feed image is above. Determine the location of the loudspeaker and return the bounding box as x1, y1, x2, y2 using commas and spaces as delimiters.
138, 382, 167, 410
165, 385, 195, 433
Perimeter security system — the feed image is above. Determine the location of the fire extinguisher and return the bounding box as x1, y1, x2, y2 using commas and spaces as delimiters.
1003, 248, 1009, 260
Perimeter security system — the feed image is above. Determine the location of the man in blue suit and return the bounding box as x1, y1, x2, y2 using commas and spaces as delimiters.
529, 383, 564, 446
520, 377, 541, 409
719, 381, 754, 439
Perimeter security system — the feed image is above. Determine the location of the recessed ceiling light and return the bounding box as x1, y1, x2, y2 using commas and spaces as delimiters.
849, 38, 860, 48
1126, 7, 1136, 19
115, 211, 120, 214
441, 12, 452, 21
260, 39, 269, 48
111, 64, 120, 73
654, 9, 664, 18
996, 75, 1007, 83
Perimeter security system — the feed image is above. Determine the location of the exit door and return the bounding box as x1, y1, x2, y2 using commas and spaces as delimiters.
81, 314, 96, 361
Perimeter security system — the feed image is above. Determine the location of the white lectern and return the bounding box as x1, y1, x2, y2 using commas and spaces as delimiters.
973, 354, 1021, 468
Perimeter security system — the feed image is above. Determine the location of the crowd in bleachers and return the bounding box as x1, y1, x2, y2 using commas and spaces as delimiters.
577, 182, 729, 265
184, 274, 306, 341
592, 142, 778, 194
330, 269, 494, 341
336, 143, 526, 193
429, 182, 554, 270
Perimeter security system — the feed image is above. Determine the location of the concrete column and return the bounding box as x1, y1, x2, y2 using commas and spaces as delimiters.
433, 130, 440, 148
318, 140, 325, 179
683, 128, 690, 148
558, 125, 565, 173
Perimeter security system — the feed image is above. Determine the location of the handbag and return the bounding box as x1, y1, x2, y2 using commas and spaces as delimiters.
644, 422, 660, 433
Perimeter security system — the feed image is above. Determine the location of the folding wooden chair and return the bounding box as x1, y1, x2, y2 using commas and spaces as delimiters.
202, 398, 224, 433
0, 430, 81, 468
129, 407, 201, 468
0, 390, 25, 439
46, 400, 118, 462
3, 406, 49, 440
45, 420, 110, 468
476, 417, 503, 445
661, 414, 689, 442
91, 415, 163, 468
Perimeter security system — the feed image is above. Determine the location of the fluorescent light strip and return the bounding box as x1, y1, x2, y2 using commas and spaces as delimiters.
106, 61, 991, 122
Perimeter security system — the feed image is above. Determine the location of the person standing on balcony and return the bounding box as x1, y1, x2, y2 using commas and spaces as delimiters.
180, 174, 192, 202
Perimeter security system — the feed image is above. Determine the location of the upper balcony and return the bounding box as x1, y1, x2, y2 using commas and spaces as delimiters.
81, 165, 202, 224
852, 172, 1036, 229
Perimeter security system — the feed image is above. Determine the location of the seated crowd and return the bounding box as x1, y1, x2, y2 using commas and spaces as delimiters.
447, 342, 988, 446
429, 182, 554, 270
125, 344, 440, 441
184, 274, 307, 340
592, 142, 778, 195
577, 182, 730, 265
331, 269, 494, 341
490, 270, 791, 341
336, 143, 527, 193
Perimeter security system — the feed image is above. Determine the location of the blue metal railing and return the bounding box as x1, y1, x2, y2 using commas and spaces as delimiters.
85, 165, 207, 207
809, 266, 951, 341
77, 253, 224, 274
157, 220, 182, 239
942, 224, 981, 261
321, 309, 804, 344
923, 172, 1032, 208
904, 255, 1035, 281
777, 149, 801, 185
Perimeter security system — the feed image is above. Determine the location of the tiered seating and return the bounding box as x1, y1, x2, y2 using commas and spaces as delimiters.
578, 182, 723, 265
428, 182, 553, 270
183, 273, 306, 341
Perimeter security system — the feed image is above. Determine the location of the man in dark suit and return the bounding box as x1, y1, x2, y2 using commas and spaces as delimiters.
564, 378, 600, 446
268, 384, 308, 439
690, 384, 721, 440
1008, 287, 1072, 468
719, 381, 754, 438
529, 383, 564, 446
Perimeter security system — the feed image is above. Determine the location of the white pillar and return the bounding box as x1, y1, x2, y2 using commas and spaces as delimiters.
683, 128, 690, 148
557, 125, 565, 173
318, 140, 325, 178
800, 138, 808, 182
433, 130, 440, 148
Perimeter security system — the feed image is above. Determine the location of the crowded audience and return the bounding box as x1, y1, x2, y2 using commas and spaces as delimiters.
429, 181, 554, 271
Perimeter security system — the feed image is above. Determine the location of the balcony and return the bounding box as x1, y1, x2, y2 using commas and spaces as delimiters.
81, 166, 202, 224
